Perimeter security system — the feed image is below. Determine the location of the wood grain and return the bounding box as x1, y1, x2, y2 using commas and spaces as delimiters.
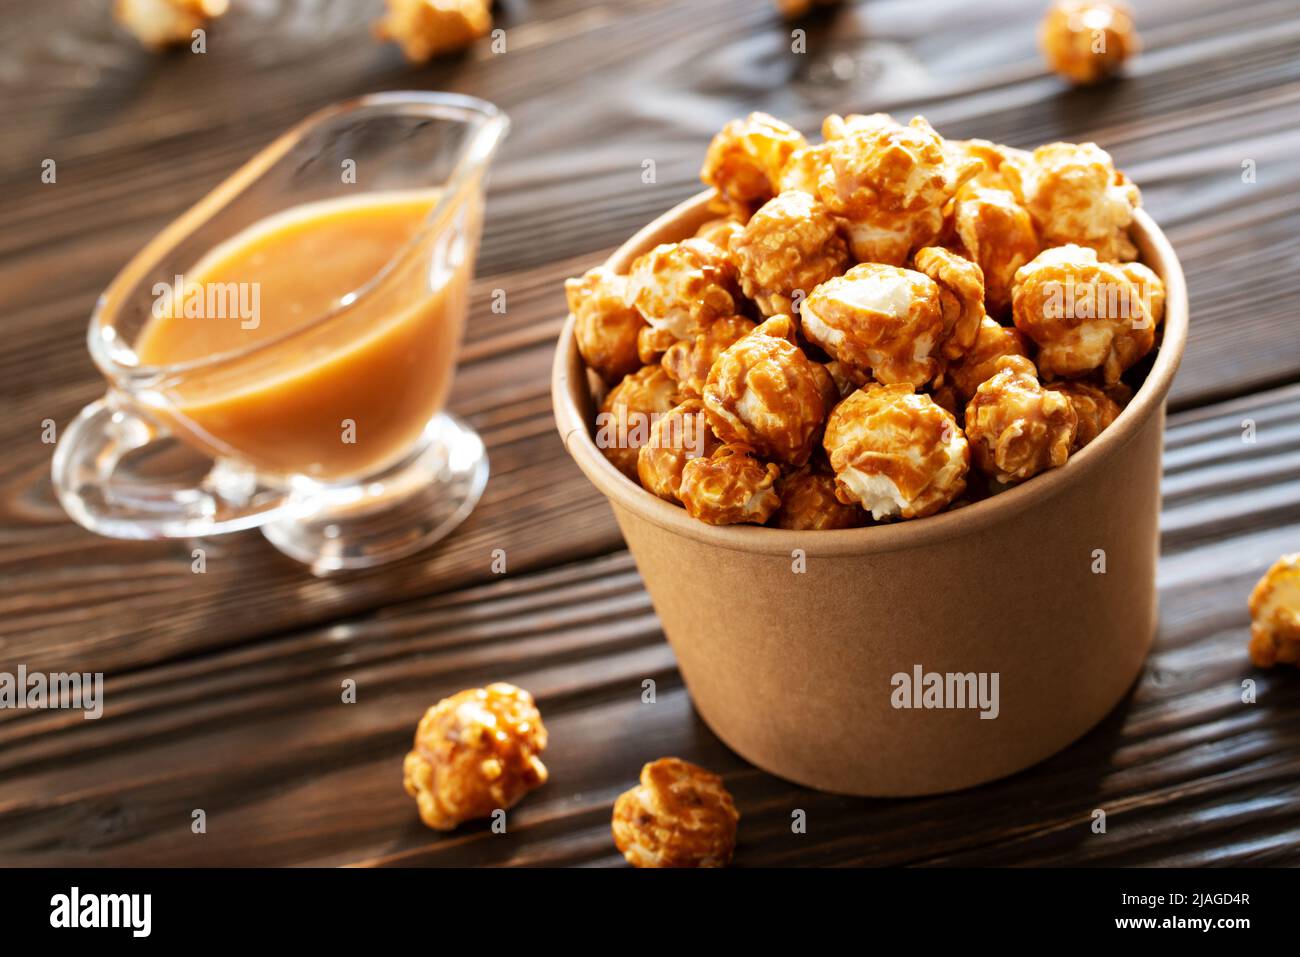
0, 0, 1298, 866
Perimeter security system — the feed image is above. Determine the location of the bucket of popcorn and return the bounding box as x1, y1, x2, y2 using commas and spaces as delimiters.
552, 113, 1187, 796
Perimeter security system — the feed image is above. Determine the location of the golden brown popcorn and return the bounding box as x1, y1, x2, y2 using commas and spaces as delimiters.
912, 246, 987, 362
772, 465, 866, 530
114, 0, 227, 49
702, 315, 830, 466
662, 314, 756, 397
1019, 142, 1141, 262
679, 444, 782, 525
1040, 0, 1139, 86
731, 191, 850, 319
637, 400, 720, 503
964, 356, 1079, 484
823, 383, 969, 520
1248, 554, 1300, 668
1116, 260, 1166, 329
637, 324, 678, 365
566, 267, 646, 385
694, 217, 746, 252
1054, 379, 1124, 449
815, 114, 980, 265
823, 359, 868, 400
1012, 244, 1155, 384
612, 758, 740, 868
949, 183, 1040, 318
374, 0, 492, 62
799, 263, 946, 388
944, 317, 1032, 404
626, 238, 742, 340
402, 683, 548, 832
701, 113, 808, 215
596, 366, 679, 480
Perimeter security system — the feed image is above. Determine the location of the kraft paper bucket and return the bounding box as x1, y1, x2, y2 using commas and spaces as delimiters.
553, 191, 1188, 796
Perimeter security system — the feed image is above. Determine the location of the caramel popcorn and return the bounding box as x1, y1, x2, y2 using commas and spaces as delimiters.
1117, 260, 1166, 329
596, 366, 679, 479
1248, 555, 1300, 668
375, 0, 491, 62
662, 314, 756, 398
702, 316, 830, 466
948, 181, 1040, 318
402, 683, 548, 831
823, 383, 969, 520
637, 324, 678, 365
679, 444, 781, 525
694, 216, 746, 252
815, 114, 980, 265
964, 356, 1078, 483
944, 317, 1033, 405
1019, 142, 1140, 262
611, 758, 739, 868
772, 465, 866, 530
626, 238, 741, 340
638, 400, 720, 503
732, 191, 850, 317
701, 113, 808, 215
114, 0, 227, 49
912, 246, 987, 362
566, 267, 646, 385
1054, 379, 1124, 449
1012, 244, 1156, 384
1040, 1, 1139, 86
799, 263, 946, 388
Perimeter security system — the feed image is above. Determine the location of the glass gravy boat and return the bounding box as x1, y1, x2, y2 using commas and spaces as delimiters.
52, 92, 508, 572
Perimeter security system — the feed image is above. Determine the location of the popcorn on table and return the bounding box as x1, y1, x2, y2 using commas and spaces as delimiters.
566, 109, 1163, 528
1040, 0, 1139, 86
374, 0, 492, 62
114, 0, 227, 49
1248, 555, 1300, 668
612, 758, 739, 868
403, 683, 548, 832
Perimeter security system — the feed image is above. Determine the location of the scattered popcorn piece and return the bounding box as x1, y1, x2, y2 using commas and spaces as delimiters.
816, 114, 980, 265
402, 683, 548, 831
679, 444, 781, 525
733, 191, 850, 318
965, 356, 1078, 483
701, 113, 808, 216
1248, 555, 1300, 668
596, 366, 680, 480
375, 0, 492, 63
799, 263, 946, 388
912, 245, 987, 362
566, 267, 646, 385
114, 0, 227, 50
823, 383, 969, 520
775, 0, 842, 17
612, 758, 740, 868
662, 314, 756, 398
1019, 142, 1140, 262
1054, 379, 1124, 449
638, 399, 720, 503
626, 238, 741, 340
703, 315, 830, 466
1040, 0, 1139, 86
772, 465, 865, 530
1012, 243, 1155, 384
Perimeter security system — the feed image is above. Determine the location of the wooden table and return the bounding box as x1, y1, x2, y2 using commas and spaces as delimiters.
2, 0, 1298, 867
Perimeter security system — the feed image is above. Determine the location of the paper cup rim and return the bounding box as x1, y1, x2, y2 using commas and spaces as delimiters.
552, 191, 1187, 557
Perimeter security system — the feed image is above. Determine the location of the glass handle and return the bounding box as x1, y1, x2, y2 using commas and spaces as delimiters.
52, 391, 293, 540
